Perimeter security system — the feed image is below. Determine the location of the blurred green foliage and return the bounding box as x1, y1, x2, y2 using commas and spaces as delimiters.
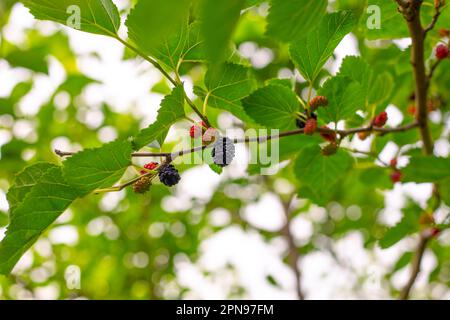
0, 0, 448, 299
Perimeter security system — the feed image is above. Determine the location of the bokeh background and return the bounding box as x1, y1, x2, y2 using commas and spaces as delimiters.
0, 0, 449, 299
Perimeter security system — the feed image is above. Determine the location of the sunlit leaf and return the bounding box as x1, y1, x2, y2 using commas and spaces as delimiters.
290, 11, 356, 82
63, 140, 133, 196
22, 0, 121, 36
133, 85, 186, 149
0, 166, 79, 275
267, 0, 327, 42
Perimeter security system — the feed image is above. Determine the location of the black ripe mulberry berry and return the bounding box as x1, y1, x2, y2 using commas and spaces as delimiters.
158, 164, 181, 187
296, 112, 317, 129
212, 137, 235, 167
296, 118, 306, 129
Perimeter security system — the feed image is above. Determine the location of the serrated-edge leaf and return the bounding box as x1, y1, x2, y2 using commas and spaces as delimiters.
63, 139, 133, 196
317, 75, 365, 123
289, 11, 356, 82
379, 202, 421, 249
133, 85, 186, 149
266, 0, 327, 42
199, 0, 245, 63
7, 162, 58, 217
198, 63, 256, 122
294, 145, 352, 200
403, 156, 450, 183
125, 0, 191, 70
0, 166, 79, 275
181, 22, 206, 63
242, 84, 299, 130
22, 0, 121, 36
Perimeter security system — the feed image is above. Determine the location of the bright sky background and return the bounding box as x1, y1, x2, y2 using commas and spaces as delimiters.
0, 2, 449, 300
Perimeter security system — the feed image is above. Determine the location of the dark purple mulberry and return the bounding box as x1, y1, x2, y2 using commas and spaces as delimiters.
212, 137, 235, 167
158, 164, 181, 187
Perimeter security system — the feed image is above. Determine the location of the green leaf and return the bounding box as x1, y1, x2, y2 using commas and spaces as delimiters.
9, 82, 34, 103
440, 177, 450, 206
22, 0, 121, 36
338, 56, 393, 107
369, 71, 394, 105
392, 251, 413, 273
195, 63, 256, 122
289, 11, 356, 82
247, 135, 320, 175
126, 0, 191, 70
265, 78, 294, 89
199, 0, 245, 63
4, 43, 49, 74
294, 145, 352, 200
379, 203, 421, 249
209, 163, 223, 175
363, 0, 408, 40
359, 166, 391, 189
244, 0, 264, 7
242, 85, 299, 130
63, 140, 133, 196
133, 85, 186, 149
317, 75, 365, 123
182, 22, 207, 63
0, 166, 79, 275
267, 0, 327, 42
7, 162, 58, 217
402, 156, 450, 183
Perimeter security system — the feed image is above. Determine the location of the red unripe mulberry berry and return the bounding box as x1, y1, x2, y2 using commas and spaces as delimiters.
320, 126, 337, 143
373, 111, 388, 128
430, 227, 441, 238
190, 121, 206, 138
407, 105, 417, 116
309, 96, 328, 111
140, 162, 159, 175
357, 131, 370, 141
321, 143, 338, 156
419, 212, 435, 226
439, 28, 450, 38
390, 158, 397, 168
435, 44, 449, 60
304, 119, 317, 135
144, 162, 158, 170
390, 170, 402, 183
202, 127, 218, 145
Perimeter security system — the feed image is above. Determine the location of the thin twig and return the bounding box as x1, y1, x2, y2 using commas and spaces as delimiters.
93, 169, 158, 194
394, 0, 409, 8
424, 1, 443, 35
426, 59, 442, 89
55, 122, 419, 159
399, 232, 430, 300
281, 195, 305, 300
343, 148, 390, 167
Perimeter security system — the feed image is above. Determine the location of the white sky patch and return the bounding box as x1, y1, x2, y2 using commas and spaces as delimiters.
242, 193, 286, 232
48, 225, 79, 246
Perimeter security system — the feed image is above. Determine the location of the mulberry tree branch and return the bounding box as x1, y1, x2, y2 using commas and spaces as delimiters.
395, 0, 441, 300
399, 232, 430, 300
404, 1, 434, 155
280, 195, 305, 300
55, 122, 419, 159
